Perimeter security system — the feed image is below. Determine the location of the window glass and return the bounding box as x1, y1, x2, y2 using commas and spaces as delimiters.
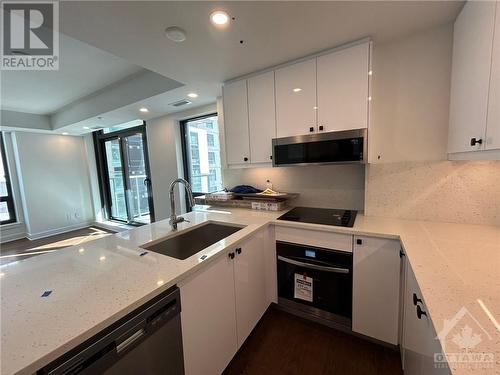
0, 134, 16, 224
182, 115, 223, 193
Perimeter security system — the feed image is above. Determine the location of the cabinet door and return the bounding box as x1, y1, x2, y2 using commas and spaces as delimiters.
352, 236, 401, 345
448, 1, 496, 153
223, 80, 250, 165
248, 71, 276, 163
403, 264, 450, 375
275, 59, 317, 138
403, 263, 425, 375
317, 42, 370, 132
180, 254, 238, 375
486, 2, 500, 150
233, 230, 269, 348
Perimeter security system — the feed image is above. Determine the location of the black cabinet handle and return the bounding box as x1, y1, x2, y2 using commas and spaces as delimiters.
319, 125, 324, 131
356, 239, 362, 245
416, 305, 427, 319
470, 138, 483, 146
235, 248, 242, 255
228, 252, 235, 260
399, 249, 405, 258
413, 293, 422, 306
309, 127, 314, 132
269, 155, 272, 160
243, 157, 248, 162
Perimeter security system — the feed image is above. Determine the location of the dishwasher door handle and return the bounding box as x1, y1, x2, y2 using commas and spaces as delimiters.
116, 327, 146, 355
278, 255, 350, 274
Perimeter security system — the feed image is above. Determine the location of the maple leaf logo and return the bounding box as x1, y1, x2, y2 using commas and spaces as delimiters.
452, 325, 482, 351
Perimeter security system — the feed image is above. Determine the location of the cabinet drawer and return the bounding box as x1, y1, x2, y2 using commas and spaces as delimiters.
275, 226, 352, 252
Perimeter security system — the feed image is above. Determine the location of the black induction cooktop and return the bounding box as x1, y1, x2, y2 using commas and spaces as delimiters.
277, 207, 357, 227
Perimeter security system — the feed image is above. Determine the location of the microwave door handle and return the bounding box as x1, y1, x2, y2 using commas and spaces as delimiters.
277, 255, 350, 274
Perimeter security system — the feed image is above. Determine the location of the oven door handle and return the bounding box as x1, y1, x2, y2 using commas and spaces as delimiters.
277, 255, 350, 274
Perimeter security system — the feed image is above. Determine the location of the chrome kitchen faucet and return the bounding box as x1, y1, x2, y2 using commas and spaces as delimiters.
169, 178, 195, 230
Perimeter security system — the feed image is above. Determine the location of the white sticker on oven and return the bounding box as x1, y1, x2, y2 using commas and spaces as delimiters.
294, 273, 313, 302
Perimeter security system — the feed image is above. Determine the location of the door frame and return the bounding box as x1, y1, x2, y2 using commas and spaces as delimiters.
94, 123, 155, 225
179, 113, 219, 210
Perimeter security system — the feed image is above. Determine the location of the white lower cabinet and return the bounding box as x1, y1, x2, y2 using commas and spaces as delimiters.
234, 230, 268, 347
403, 263, 450, 375
180, 250, 238, 375
352, 235, 401, 345
180, 229, 271, 375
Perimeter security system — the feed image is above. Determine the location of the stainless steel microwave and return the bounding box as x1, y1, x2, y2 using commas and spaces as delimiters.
272, 128, 367, 167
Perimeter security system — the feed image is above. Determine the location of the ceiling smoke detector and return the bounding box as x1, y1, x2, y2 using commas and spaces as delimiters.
165, 26, 187, 42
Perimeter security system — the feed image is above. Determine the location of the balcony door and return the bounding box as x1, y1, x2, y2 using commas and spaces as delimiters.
95, 124, 154, 225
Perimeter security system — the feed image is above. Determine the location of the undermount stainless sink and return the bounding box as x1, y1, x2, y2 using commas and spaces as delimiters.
140, 222, 245, 260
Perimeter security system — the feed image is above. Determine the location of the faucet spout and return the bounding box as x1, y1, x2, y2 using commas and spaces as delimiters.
169, 178, 195, 230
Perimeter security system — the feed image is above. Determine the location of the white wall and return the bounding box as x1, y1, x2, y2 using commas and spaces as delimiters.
11, 132, 94, 239
369, 23, 453, 163
146, 104, 217, 221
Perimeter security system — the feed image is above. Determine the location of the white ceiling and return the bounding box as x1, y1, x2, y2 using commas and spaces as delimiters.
1, 1, 464, 133
60, 1, 463, 86
0, 34, 142, 115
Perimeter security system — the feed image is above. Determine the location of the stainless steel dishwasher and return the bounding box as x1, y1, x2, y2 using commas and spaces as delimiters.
38, 286, 184, 375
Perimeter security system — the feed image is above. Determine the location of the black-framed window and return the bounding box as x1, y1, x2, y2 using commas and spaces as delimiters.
180, 113, 223, 198
93, 123, 155, 225
0, 133, 16, 225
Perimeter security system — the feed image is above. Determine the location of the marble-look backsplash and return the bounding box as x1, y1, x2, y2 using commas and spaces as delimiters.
365, 161, 500, 226
223, 164, 365, 211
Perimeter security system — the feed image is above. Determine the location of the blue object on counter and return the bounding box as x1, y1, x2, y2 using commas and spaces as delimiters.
230, 185, 263, 194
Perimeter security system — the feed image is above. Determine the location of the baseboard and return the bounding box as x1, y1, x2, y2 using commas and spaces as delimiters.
0, 231, 27, 243
27, 222, 93, 241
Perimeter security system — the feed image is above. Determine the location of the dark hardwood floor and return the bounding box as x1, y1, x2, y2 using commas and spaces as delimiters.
224, 307, 403, 375
0, 226, 115, 265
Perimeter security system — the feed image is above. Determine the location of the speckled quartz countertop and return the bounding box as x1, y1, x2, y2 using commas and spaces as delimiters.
1, 207, 499, 375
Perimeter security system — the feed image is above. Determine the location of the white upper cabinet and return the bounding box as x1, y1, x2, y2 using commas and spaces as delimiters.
352, 235, 401, 345
317, 42, 370, 132
486, 2, 500, 150
275, 59, 317, 138
248, 71, 276, 163
223, 80, 250, 165
448, 1, 496, 154
223, 40, 372, 165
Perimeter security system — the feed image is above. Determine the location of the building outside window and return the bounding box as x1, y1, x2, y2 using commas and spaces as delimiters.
207, 133, 215, 147
208, 151, 216, 165
181, 114, 223, 196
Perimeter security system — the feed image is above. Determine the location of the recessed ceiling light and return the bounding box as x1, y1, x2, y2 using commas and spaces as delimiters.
83, 126, 90, 130
293, 88, 302, 93
368, 70, 373, 76
139, 107, 149, 113
187, 92, 198, 98
210, 10, 229, 26
165, 26, 187, 42
62, 132, 69, 135
99, 256, 106, 261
